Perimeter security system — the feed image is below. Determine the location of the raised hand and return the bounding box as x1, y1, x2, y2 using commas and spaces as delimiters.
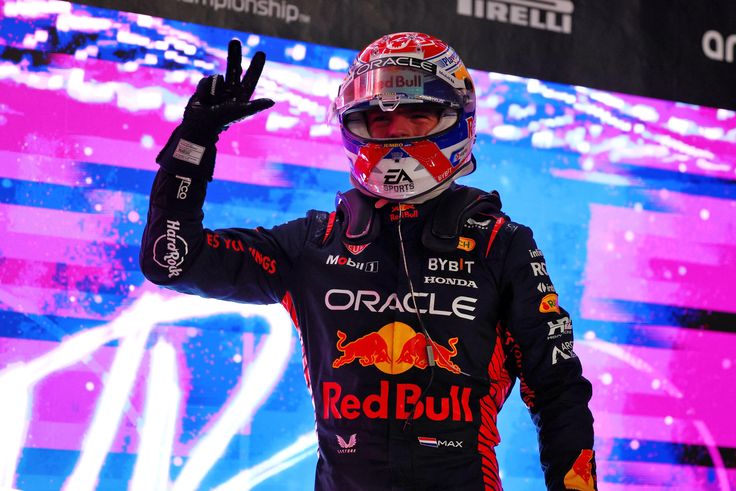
183, 39, 275, 133
157, 39, 275, 180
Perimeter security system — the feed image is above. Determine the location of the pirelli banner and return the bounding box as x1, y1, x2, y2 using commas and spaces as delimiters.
75, 0, 736, 110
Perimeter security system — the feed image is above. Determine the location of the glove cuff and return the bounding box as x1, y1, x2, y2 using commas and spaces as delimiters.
156, 124, 219, 181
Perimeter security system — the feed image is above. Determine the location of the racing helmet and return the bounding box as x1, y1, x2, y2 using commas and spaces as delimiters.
331, 32, 477, 202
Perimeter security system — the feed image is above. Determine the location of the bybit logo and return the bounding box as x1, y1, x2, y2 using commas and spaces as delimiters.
457, 0, 574, 34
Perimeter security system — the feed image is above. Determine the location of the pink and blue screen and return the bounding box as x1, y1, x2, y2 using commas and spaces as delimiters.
0, 1, 735, 489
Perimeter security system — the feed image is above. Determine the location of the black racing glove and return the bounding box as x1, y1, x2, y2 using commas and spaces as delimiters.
157, 39, 274, 181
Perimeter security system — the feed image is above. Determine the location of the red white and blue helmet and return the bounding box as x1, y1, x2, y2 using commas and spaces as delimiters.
331, 32, 477, 202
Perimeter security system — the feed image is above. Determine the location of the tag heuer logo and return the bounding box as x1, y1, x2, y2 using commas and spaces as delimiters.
344, 242, 369, 255
465, 218, 491, 229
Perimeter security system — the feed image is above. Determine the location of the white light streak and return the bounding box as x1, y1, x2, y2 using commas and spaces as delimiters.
693, 420, 733, 491
583, 339, 683, 398
0, 372, 32, 489
212, 432, 317, 491
63, 322, 153, 491
129, 340, 181, 491
0, 293, 294, 491
171, 303, 294, 491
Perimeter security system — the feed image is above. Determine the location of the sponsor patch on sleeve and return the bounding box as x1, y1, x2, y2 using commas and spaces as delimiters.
173, 138, 205, 165
539, 293, 560, 313
457, 236, 475, 251
563, 449, 597, 491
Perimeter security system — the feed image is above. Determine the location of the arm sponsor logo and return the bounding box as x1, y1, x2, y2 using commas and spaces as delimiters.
457, 0, 574, 34
547, 316, 571, 339
539, 293, 560, 313
537, 282, 555, 293
175, 175, 192, 200
530, 261, 548, 277
153, 220, 188, 278
552, 341, 577, 365
564, 449, 597, 491
529, 248, 544, 258
248, 246, 277, 274
206, 232, 246, 252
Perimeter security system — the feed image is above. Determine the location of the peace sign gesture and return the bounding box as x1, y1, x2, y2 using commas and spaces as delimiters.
184, 38, 275, 133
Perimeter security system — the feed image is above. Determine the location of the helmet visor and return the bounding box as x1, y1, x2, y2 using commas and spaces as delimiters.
334, 66, 465, 116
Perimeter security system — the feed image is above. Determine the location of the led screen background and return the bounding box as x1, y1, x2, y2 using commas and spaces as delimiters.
0, 1, 735, 490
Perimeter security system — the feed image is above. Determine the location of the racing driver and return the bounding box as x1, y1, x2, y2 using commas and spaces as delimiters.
140, 32, 598, 491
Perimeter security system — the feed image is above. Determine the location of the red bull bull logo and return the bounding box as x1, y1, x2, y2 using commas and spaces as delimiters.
332, 322, 461, 375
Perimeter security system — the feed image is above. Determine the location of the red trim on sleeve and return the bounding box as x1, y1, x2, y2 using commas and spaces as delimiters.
484, 217, 506, 258
322, 212, 336, 245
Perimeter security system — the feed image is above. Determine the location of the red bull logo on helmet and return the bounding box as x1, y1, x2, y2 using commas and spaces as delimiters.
332, 322, 461, 375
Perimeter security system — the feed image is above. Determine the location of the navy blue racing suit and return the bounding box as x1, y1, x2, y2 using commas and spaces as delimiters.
140, 169, 597, 491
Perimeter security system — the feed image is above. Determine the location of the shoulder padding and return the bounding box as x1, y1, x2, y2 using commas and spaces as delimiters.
335, 189, 381, 245
422, 185, 502, 252
333, 186, 506, 253
305, 209, 336, 246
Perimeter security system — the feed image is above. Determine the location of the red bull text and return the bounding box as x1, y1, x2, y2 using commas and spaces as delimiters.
322, 380, 472, 421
